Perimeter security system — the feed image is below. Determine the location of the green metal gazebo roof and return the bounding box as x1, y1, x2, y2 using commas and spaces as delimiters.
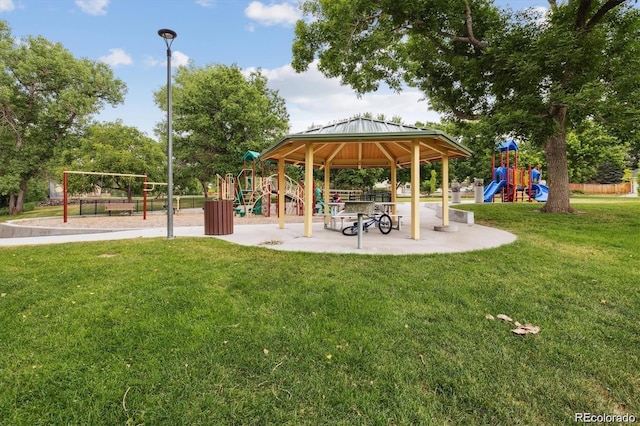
260, 117, 472, 168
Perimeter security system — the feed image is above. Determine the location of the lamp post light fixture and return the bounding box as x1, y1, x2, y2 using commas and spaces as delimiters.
158, 28, 177, 239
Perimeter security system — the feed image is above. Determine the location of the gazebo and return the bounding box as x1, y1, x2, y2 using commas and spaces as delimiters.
260, 117, 472, 240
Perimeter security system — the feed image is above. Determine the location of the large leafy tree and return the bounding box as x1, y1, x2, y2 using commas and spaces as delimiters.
292, 0, 640, 212
154, 64, 289, 197
0, 21, 125, 214
60, 121, 166, 201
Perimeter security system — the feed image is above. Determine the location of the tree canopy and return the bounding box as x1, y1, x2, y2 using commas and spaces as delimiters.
154, 64, 289, 197
0, 21, 126, 214
292, 0, 640, 212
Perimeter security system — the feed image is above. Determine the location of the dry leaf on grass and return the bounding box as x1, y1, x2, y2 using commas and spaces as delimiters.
496, 314, 513, 323
511, 324, 541, 335
487, 313, 540, 336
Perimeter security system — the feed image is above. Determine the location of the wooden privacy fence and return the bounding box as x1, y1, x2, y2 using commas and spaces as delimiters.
569, 183, 631, 194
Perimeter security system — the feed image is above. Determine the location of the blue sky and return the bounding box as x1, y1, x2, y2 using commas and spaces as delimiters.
1, 0, 546, 137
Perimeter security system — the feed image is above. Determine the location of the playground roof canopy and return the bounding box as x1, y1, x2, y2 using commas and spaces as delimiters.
260, 117, 472, 168
498, 140, 519, 152
242, 150, 261, 162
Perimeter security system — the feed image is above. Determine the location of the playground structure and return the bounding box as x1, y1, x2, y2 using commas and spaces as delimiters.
220, 151, 371, 218
484, 140, 549, 203
211, 151, 308, 218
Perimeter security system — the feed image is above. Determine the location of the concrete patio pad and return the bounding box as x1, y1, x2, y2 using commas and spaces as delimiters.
0, 203, 516, 255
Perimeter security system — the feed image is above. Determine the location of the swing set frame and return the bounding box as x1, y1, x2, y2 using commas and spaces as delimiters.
62, 170, 163, 223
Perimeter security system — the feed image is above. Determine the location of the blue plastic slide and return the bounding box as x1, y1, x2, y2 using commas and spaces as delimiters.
483, 180, 506, 202
531, 184, 549, 202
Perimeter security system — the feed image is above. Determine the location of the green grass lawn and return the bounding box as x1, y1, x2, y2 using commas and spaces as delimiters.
1, 200, 639, 424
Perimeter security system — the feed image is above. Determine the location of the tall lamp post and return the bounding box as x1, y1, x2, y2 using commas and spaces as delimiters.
158, 28, 177, 239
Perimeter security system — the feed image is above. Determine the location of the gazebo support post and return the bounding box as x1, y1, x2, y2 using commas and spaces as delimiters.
410, 140, 420, 240
435, 153, 458, 232
441, 154, 450, 227
304, 142, 314, 237
324, 163, 331, 227
278, 158, 285, 229
390, 161, 397, 216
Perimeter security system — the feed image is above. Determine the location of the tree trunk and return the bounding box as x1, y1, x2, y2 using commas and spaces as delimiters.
201, 180, 208, 199
8, 193, 16, 215
541, 106, 573, 213
8, 181, 27, 215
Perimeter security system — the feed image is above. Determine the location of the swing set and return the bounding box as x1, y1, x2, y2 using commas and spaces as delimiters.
62, 170, 166, 223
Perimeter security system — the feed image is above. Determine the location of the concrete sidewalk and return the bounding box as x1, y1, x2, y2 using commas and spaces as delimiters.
0, 203, 516, 255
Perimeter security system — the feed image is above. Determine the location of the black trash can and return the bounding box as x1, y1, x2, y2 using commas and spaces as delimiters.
204, 200, 234, 235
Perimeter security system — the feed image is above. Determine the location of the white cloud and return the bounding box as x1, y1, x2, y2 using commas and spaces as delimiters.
147, 51, 189, 69
172, 51, 190, 67
0, 0, 15, 13
244, 1, 300, 27
248, 61, 441, 132
75, 0, 109, 16
195, 0, 215, 7
99, 48, 132, 67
